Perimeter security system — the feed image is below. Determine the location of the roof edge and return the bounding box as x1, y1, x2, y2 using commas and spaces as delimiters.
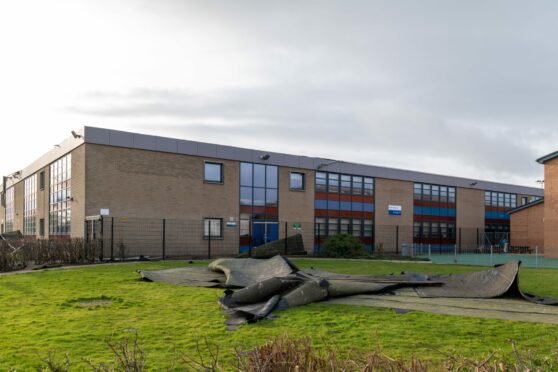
537, 150, 558, 164
508, 198, 544, 214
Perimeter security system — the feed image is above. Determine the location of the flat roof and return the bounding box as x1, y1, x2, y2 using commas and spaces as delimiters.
3, 126, 545, 197
508, 198, 545, 214
537, 150, 558, 164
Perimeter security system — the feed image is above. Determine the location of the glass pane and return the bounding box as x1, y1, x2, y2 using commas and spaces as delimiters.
253, 188, 265, 206
266, 166, 278, 188
240, 186, 252, 206
266, 189, 278, 206
328, 173, 339, 193
254, 164, 266, 187
290, 173, 304, 189
204, 163, 222, 182
240, 163, 252, 186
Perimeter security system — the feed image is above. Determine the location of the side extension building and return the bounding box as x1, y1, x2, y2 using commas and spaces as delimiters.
1, 127, 543, 256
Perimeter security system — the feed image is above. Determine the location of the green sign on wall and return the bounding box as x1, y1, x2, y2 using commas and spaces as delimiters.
292, 223, 302, 230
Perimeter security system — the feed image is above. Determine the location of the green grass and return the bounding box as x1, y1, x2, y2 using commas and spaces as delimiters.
1, 259, 558, 369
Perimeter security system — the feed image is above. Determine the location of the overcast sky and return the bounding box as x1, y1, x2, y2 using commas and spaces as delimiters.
1, 1, 556, 187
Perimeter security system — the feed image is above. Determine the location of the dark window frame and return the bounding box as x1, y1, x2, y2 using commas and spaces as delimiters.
203, 217, 223, 238
203, 161, 224, 184
289, 172, 305, 191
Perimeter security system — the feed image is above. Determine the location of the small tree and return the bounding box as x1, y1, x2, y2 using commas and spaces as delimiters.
320, 234, 367, 258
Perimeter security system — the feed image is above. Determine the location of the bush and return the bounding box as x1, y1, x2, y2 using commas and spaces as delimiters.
319, 234, 368, 258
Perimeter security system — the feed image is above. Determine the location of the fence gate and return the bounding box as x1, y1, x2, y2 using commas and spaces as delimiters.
85, 216, 104, 258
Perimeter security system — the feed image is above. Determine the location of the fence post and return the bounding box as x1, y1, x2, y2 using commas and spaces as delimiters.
490, 245, 493, 266
284, 221, 288, 255
110, 217, 114, 261
162, 219, 166, 260
428, 243, 431, 260
536, 246, 539, 268
476, 228, 479, 248
317, 223, 320, 253
454, 244, 457, 263
395, 225, 399, 255
458, 228, 462, 253
207, 220, 211, 260
100, 216, 104, 259
248, 221, 252, 257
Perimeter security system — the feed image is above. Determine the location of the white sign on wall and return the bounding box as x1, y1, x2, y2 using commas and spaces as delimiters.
100, 208, 110, 216
388, 205, 402, 216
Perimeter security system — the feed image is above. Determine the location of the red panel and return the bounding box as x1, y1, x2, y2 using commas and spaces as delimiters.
315, 210, 329, 217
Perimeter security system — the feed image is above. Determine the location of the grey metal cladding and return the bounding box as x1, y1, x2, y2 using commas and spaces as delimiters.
156, 137, 178, 153
197, 142, 218, 158
133, 134, 157, 150
216, 145, 236, 160
79, 126, 542, 196
177, 139, 198, 155
83, 126, 110, 145
109, 130, 134, 147
233, 147, 253, 162
299, 157, 315, 170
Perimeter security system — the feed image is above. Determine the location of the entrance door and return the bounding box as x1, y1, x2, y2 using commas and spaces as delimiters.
252, 221, 279, 247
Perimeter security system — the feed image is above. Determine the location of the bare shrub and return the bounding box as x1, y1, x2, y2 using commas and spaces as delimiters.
0, 238, 100, 272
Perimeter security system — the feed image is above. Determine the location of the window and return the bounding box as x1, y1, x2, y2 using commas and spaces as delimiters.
204, 162, 223, 183
340, 175, 351, 194
204, 218, 222, 238
24, 174, 37, 236
39, 170, 45, 190
315, 172, 327, 192
5, 187, 14, 232
49, 153, 72, 236
290, 172, 305, 190
521, 196, 528, 206
39, 219, 45, 237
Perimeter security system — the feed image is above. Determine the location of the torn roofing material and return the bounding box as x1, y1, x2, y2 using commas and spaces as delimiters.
139, 256, 558, 330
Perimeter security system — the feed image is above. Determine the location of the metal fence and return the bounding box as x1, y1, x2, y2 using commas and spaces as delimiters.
84, 217, 315, 260
83, 217, 558, 268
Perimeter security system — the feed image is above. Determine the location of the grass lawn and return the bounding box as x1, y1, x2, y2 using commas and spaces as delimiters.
1, 259, 558, 369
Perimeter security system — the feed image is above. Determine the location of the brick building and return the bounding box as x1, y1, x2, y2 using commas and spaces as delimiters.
1, 127, 543, 256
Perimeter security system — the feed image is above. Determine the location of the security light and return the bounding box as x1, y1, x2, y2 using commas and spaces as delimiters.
260, 154, 271, 160
470, 181, 478, 186
71, 130, 83, 139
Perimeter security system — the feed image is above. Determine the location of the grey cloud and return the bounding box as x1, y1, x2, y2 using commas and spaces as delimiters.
66, 0, 558, 186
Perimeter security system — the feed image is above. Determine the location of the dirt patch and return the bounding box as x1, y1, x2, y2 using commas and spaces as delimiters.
78, 300, 113, 307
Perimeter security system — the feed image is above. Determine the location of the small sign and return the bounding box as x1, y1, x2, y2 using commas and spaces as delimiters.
292, 223, 302, 230
388, 205, 402, 216
100, 208, 110, 216
226, 221, 237, 227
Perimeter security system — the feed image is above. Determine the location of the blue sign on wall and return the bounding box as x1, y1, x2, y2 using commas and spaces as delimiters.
388, 205, 402, 216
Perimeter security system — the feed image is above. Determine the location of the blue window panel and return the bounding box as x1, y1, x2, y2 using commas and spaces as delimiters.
423, 207, 432, 216
328, 200, 340, 210
239, 245, 251, 253
314, 200, 327, 209
340, 201, 352, 211
363, 203, 374, 212
414, 206, 423, 215
440, 207, 448, 217
432, 207, 440, 216
352, 202, 363, 211
364, 244, 373, 252
448, 208, 456, 217
313, 244, 321, 253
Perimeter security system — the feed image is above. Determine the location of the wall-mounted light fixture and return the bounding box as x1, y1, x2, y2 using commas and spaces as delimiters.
260, 154, 271, 160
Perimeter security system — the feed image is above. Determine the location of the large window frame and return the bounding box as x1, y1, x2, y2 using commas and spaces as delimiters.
204, 161, 224, 184
289, 172, 305, 191
49, 153, 72, 236
5, 186, 14, 232
24, 174, 37, 236
203, 218, 223, 238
